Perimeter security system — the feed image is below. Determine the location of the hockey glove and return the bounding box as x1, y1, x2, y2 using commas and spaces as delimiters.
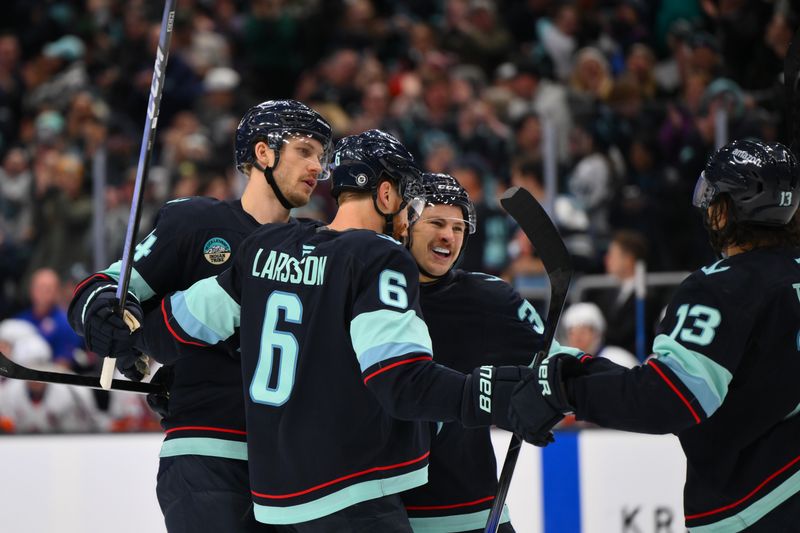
509, 354, 586, 446
83, 288, 144, 360
116, 353, 150, 382
146, 365, 174, 418
462, 365, 533, 429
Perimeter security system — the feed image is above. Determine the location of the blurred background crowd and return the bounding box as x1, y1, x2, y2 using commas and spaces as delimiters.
0, 0, 795, 433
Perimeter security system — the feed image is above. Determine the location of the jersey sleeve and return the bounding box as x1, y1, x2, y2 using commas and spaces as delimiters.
568, 273, 749, 434
106, 201, 190, 300
138, 236, 246, 364
350, 240, 467, 422
68, 201, 190, 335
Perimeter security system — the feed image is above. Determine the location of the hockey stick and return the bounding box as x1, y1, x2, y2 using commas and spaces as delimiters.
485, 186, 574, 533
100, 0, 176, 389
784, 26, 800, 156
0, 351, 165, 395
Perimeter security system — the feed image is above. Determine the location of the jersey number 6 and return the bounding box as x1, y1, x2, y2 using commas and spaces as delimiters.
250, 291, 302, 406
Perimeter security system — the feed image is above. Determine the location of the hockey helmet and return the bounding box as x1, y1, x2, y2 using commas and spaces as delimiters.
420, 173, 477, 234
234, 100, 333, 179
693, 139, 800, 226
330, 129, 424, 207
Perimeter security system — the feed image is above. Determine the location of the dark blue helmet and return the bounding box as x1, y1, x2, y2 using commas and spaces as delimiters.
693, 139, 800, 225
421, 173, 477, 234
330, 130, 423, 203
234, 100, 333, 178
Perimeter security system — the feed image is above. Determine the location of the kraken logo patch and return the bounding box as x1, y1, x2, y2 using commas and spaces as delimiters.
203, 237, 232, 265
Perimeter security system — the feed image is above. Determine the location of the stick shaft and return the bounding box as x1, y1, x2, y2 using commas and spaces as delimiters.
0, 351, 164, 395
485, 187, 574, 532
100, 0, 176, 389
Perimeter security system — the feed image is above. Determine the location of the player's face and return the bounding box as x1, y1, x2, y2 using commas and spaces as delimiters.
273, 136, 326, 206
409, 204, 466, 280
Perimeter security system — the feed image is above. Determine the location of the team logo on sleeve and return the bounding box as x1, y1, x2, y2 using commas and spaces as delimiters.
203, 237, 232, 265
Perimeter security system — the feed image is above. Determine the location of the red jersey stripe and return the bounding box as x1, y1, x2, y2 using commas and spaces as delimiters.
165, 425, 247, 436
648, 359, 701, 424
686, 453, 800, 520
406, 495, 495, 511
73, 273, 112, 297
363, 356, 433, 384
252, 451, 430, 500
161, 298, 207, 347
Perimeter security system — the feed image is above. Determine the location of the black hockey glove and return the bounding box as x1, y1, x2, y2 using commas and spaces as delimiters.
146, 365, 174, 418
83, 288, 144, 360
462, 365, 533, 429
509, 354, 586, 446
116, 353, 150, 382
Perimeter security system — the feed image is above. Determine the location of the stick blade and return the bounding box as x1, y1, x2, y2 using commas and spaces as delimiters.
500, 187, 571, 274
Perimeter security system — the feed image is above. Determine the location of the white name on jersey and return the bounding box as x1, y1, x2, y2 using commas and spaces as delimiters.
251, 248, 328, 286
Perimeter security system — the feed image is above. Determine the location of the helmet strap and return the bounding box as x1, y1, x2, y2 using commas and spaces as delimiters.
372, 190, 396, 237
254, 156, 296, 211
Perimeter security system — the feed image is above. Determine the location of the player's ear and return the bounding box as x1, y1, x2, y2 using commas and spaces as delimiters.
254, 141, 275, 169
377, 179, 394, 211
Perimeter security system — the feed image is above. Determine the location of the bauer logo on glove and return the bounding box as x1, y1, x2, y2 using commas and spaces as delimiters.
538, 364, 551, 395
478, 365, 493, 413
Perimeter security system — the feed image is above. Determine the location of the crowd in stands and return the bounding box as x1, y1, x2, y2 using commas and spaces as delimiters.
0, 0, 795, 432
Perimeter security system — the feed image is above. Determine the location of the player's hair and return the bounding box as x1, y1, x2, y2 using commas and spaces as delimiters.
706, 193, 800, 254
336, 189, 372, 206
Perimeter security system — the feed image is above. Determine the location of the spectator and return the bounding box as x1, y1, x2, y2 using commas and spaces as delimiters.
0, 330, 105, 433
586, 230, 660, 356
511, 156, 596, 272
536, 2, 580, 82
561, 302, 639, 368
15, 268, 83, 370
27, 152, 92, 278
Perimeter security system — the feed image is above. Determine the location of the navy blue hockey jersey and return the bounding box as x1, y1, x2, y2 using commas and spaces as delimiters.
404, 270, 549, 532
142, 223, 472, 525
569, 247, 800, 531
70, 197, 261, 459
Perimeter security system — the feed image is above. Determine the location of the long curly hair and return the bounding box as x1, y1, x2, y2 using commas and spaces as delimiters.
704, 194, 800, 255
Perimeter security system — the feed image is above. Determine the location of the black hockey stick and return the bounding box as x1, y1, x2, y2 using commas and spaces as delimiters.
784, 26, 800, 155
100, 0, 177, 389
0, 351, 166, 395
485, 187, 574, 533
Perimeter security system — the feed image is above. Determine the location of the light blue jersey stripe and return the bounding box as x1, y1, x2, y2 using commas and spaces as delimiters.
170, 278, 240, 345
159, 437, 247, 460
409, 507, 511, 533
547, 339, 584, 359
651, 334, 732, 417
351, 309, 432, 371
690, 468, 800, 532
254, 466, 427, 524
785, 402, 800, 420
101, 262, 156, 302
358, 342, 433, 371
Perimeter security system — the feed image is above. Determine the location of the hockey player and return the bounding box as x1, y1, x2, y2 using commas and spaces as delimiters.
401, 173, 577, 533
509, 138, 800, 532
123, 130, 530, 531
67, 100, 333, 533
